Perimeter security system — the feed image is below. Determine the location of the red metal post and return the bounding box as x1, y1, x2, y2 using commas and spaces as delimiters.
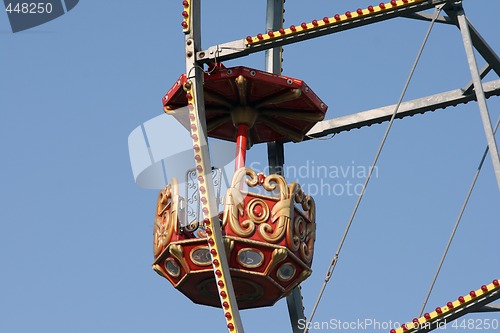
235, 124, 249, 170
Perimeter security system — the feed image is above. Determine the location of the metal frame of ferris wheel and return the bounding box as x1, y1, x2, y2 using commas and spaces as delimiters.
181, 0, 500, 332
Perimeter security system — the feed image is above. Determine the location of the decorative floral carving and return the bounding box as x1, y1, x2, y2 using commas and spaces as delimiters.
288, 183, 316, 264
222, 168, 255, 237
223, 167, 315, 260
258, 174, 291, 243
224, 168, 292, 242
153, 178, 179, 258
169, 243, 190, 274
264, 248, 288, 275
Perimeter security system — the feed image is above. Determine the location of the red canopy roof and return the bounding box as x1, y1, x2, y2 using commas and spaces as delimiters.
163, 66, 328, 144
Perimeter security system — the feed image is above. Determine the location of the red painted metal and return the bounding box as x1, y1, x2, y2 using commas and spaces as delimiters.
153, 170, 316, 309
155, 66, 323, 311
235, 124, 248, 170
163, 66, 328, 144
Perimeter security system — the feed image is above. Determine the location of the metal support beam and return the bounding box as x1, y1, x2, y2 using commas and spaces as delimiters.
265, 0, 286, 176
263, 2, 306, 331
462, 64, 491, 95
456, 6, 500, 191
265, 0, 283, 74
184, 1, 244, 332
444, 8, 500, 78
267, 141, 284, 175
392, 9, 500, 78
393, 281, 500, 333
197, 0, 450, 64
286, 286, 306, 333
403, 12, 454, 25
410, 290, 500, 333
306, 79, 500, 138
463, 17, 500, 77
474, 304, 500, 313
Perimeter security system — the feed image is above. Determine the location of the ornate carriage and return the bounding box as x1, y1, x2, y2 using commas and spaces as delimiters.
151, 66, 327, 309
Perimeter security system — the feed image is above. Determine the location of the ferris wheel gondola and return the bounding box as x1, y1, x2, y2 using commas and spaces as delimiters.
128, 1, 500, 332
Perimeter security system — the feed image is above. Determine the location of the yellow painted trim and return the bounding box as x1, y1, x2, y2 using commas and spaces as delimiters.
393, 279, 500, 333
182, 0, 191, 33
184, 83, 240, 332
245, 0, 422, 45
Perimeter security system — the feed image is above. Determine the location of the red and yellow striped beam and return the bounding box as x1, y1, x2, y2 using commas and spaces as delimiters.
181, 0, 191, 33
391, 279, 500, 333
245, 0, 423, 45
182, 80, 242, 332
196, 0, 448, 64
181, 1, 242, 331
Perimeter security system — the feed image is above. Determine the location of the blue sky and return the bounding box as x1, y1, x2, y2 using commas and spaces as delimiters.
1, 1, 499, 332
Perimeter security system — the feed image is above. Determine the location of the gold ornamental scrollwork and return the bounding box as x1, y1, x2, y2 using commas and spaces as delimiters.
258, 174, 291, 244
169, 244, 190, 274
224, 168, 292, 244
300, 194, 316, 264
224, 238, 235, 258
152, 264, 167, 279
264, 248, 288, 275
246, 198, 270, 223
153, 178, 179, 258
287, 183, 316, 264
222, 168, 256, 237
